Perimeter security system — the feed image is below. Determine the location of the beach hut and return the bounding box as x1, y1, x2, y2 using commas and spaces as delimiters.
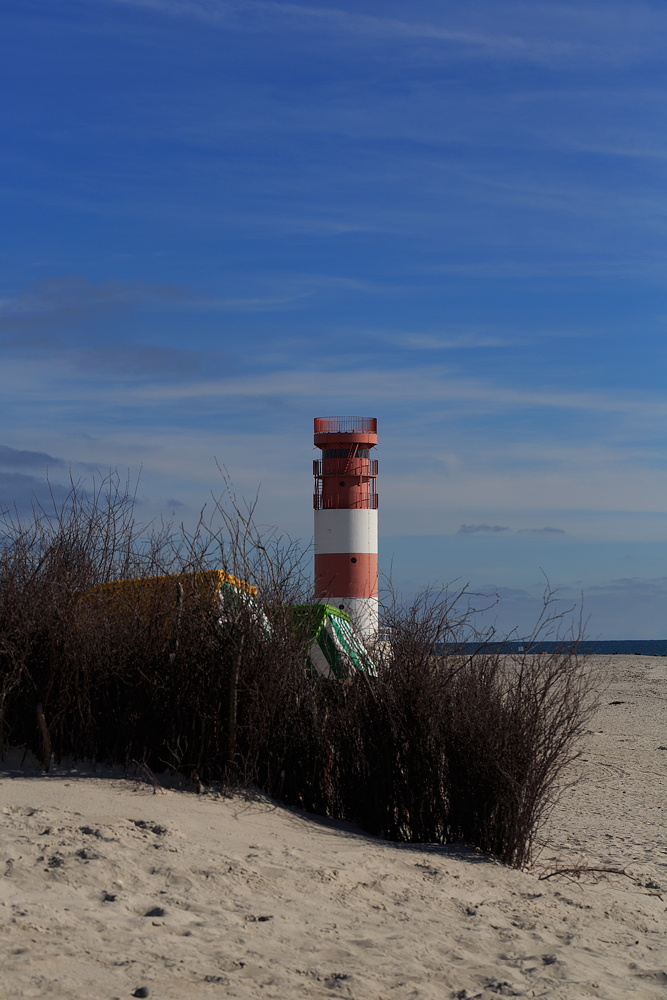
84, 569, 270, 642
85, 572, 374, 679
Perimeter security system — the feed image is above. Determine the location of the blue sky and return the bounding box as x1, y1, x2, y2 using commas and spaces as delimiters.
2, 0, 667, 637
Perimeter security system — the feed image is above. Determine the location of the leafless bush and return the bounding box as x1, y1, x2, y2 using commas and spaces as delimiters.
0, 473, 147, 753
440, 643, 598, 866
276, 584, 598, 867
0, 473, 598, 867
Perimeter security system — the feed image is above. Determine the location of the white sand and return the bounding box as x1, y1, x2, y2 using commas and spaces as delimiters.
1, 655, 666, 1000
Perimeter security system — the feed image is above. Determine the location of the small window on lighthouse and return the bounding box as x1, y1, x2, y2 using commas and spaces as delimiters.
350, 557, 357, 563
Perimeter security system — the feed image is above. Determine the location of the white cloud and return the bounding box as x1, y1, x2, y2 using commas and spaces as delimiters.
458, 524, 510, 534
97, 0, 667, 69
97, 0, 534, 55
516, 527, 565, 535
5, 348, 667, 430
106, 367, 667, 425
381, 331, 509, 350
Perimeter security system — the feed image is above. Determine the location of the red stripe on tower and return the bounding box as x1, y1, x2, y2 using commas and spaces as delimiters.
313, 416, 378, 638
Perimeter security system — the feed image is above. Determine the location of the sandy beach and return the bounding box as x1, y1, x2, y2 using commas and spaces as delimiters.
1, 654, 666, 1000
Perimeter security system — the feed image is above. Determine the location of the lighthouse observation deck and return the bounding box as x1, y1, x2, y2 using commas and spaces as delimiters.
314, 416, 377, 435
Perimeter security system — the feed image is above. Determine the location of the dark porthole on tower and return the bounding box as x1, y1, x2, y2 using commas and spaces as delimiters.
339, 604, 344, 610
339, 481, 345, 487
350, 557, 357, 563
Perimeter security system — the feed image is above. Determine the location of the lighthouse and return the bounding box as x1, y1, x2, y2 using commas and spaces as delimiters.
313, 416, 378, 638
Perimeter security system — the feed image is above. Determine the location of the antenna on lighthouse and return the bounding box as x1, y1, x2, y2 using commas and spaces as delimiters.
313, 416, 379, 639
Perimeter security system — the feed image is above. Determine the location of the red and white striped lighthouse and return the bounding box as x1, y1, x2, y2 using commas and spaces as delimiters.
313, 416, 378, 638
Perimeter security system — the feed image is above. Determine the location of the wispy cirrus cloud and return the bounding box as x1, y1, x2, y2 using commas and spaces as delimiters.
72, 344, 205, 378
586, 576, 667, 594
428, 255, 667, 279
458, 525, 566, 536
381, 331, 508, 351
517, 527, 565, 535
0, 274, 386, 341
458, 523, 510, 535
110, 367, 667, 423
98, 0, 532, 54
97, 0, 667, 68
5, 350, 667, 427
194, 273, 383, 310
197, 292, 314, 311
0, 275, 184, 317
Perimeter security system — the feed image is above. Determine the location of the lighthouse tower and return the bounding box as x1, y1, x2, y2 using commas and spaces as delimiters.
313, 416, 378, 638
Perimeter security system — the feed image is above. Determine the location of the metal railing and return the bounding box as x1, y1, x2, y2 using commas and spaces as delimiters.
313, 492, 379, 510
313, 459, 378, 477
314, 416, 377, 435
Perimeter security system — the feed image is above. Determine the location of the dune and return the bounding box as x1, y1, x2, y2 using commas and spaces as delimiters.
1, 654, 666, 999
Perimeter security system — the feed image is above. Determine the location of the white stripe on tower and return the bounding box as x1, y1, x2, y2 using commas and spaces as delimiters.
315, 509, 377, 554
313, 417, 378, 638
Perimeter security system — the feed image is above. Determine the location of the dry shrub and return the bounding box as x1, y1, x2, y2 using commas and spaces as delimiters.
0, 473, 311, 779
440, 645, 595, 866
0, 475, 598, 867
277, 589, 597, 867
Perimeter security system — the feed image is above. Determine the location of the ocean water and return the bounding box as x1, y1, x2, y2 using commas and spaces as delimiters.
450, 640, 667, 656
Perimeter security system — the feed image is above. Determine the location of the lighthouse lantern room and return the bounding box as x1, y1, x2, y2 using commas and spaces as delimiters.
313, 416, 378, 638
